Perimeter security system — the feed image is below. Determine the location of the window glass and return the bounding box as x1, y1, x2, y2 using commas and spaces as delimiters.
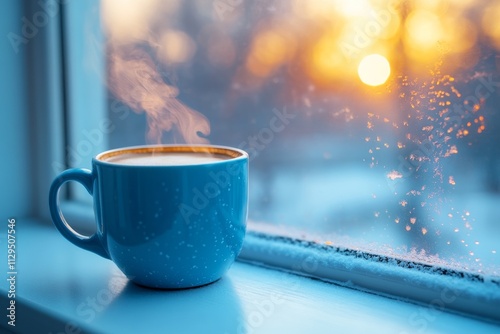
73, 0, 500, 276
58, 0, 105, 202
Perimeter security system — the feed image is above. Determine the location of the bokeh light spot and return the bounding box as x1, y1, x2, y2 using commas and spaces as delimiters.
358, 54, 391, 86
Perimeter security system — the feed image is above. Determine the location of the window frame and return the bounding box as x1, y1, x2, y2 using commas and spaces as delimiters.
30, 0, 500, 324
25, 0, 67, 222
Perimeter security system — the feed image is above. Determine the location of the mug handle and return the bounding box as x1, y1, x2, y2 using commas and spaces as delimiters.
48, 168, 110, 259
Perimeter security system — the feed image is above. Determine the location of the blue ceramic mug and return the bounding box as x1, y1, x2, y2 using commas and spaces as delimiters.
49, 145, 248, 289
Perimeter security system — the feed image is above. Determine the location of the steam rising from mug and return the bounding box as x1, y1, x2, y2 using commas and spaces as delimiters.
102, 0, 210, 144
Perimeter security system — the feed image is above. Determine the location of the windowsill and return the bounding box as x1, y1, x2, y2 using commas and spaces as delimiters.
1, 219, 499, 333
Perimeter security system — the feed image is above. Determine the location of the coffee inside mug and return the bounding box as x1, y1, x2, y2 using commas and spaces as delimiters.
97, 146, 242, 166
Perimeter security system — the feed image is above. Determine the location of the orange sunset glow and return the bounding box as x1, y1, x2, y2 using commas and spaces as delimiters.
101, 0, 500, 92
95, 0, 500, 277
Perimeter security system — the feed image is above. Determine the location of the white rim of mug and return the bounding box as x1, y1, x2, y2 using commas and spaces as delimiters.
94, 144, 249, 167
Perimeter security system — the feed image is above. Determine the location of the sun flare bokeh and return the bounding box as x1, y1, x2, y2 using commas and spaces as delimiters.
357, 54, 391, 86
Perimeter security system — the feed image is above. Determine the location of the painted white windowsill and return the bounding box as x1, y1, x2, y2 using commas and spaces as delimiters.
0, 218, 499, 334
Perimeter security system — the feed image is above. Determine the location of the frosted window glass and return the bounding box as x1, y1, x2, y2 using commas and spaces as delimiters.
71, 1, 500, 277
